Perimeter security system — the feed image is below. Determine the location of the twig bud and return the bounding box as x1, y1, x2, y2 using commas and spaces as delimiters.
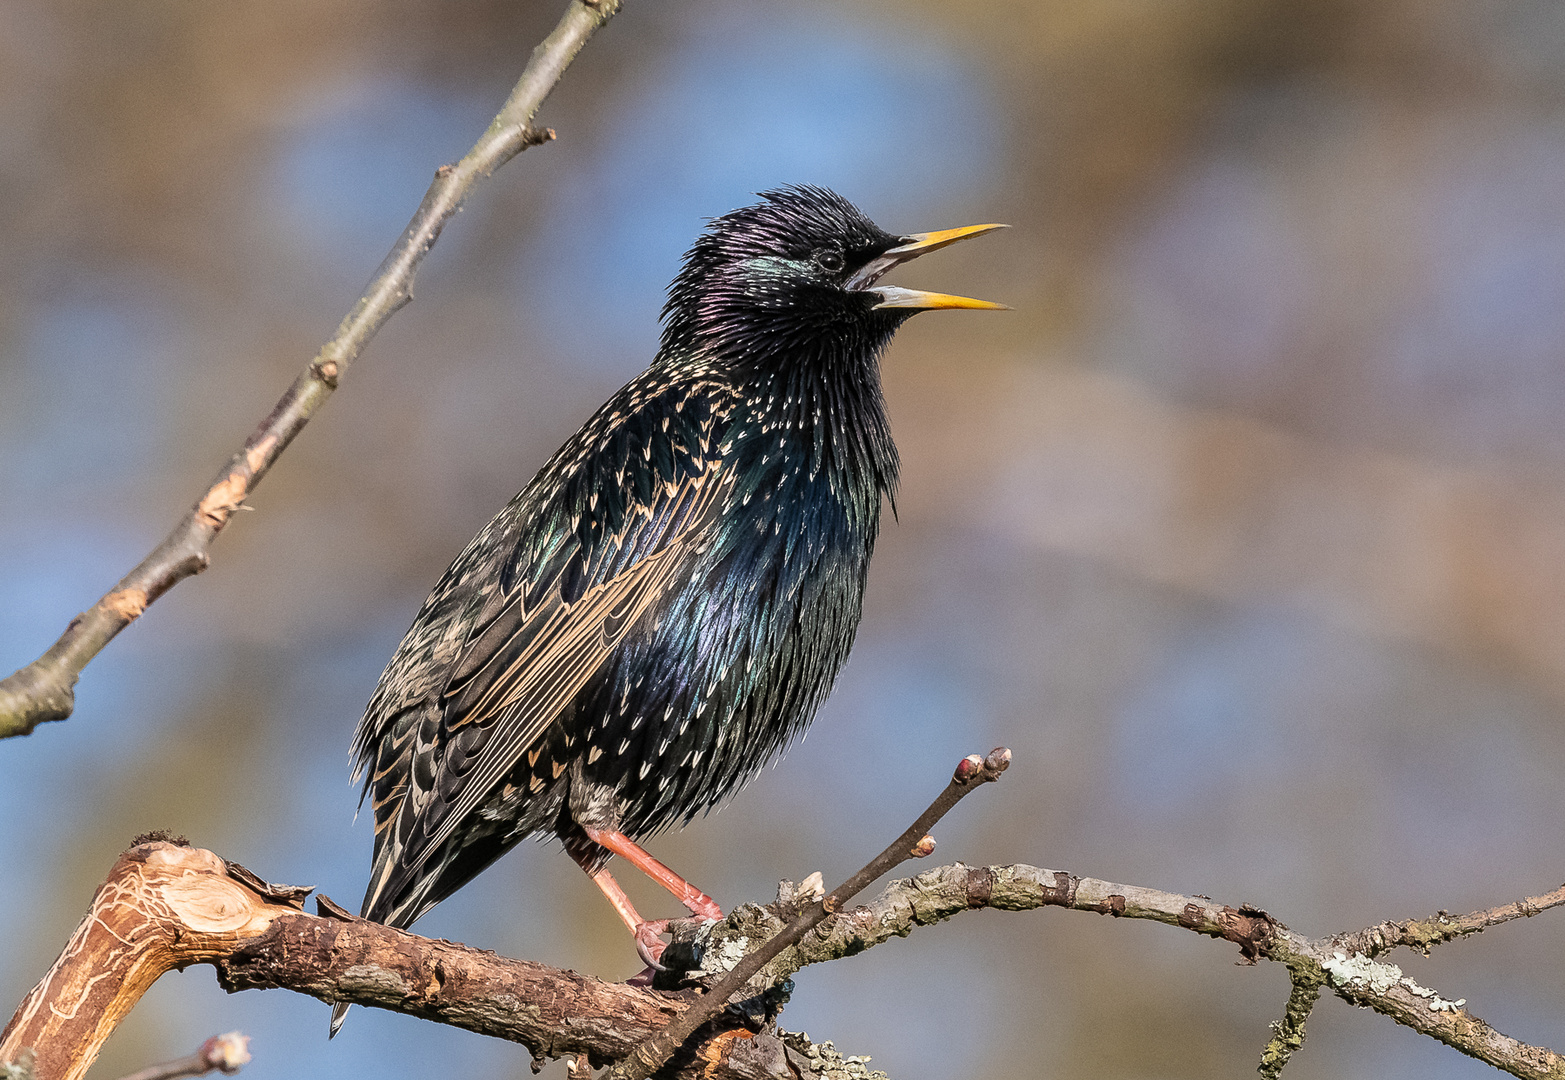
954, 754, 985, 782
910, 835, 937, 858
200, 1031, 251, 1074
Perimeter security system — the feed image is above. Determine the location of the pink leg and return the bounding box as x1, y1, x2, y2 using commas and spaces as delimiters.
577, 861, 670, 974
581, 826, 725, 921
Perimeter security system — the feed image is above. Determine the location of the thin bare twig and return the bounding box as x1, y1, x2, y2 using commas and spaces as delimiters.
605, 747, 1012, 1080
0, 0, 624, 740
113, 1033, 250, 1080
761, 862, 1565, 1080
1257, 964, 1324, 1079
1331, 884, 1565, 960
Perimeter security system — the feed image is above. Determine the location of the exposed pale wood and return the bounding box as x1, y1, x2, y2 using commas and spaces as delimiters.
0, 843, 822, 1080
0, 847, 289, 1080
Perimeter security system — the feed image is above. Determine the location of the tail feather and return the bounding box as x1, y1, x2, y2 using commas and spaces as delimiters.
329, 1000, 351, 1038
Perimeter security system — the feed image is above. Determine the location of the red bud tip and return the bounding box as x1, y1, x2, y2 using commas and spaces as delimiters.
954, 754, 984, 782
910, 834, 937, 858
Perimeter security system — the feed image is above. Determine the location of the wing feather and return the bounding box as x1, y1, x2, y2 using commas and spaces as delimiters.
353, 372, 735, 924
406, 512, 716, 872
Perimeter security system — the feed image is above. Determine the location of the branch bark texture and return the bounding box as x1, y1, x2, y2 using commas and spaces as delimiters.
5, 842, 1562, 1080
0, 843, 841, 1080
754, 864, 1565, 1080
0, 0, 623, 740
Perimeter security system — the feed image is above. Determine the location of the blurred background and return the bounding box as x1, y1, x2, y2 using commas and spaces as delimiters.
5, 0, 1565, 1076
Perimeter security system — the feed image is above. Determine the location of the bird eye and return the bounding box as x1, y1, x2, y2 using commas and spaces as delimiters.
815, 249, 845, 274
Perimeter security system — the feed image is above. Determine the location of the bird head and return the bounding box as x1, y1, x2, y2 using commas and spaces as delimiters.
660, 185, 1006, 365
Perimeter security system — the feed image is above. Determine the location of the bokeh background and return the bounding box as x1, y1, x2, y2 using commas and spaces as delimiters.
6, 0, 1565, 1077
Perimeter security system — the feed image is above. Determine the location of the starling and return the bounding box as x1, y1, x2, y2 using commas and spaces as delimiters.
332, 186, 1003, 1033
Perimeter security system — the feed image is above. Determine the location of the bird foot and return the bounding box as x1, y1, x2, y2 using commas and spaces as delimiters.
631, 918, 671, 974
624, 913, 727, 986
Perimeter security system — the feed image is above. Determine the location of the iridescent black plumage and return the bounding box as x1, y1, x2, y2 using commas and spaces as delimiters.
335, 187, 1002, 1031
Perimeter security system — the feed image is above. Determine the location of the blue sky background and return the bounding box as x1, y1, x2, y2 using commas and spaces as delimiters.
7, 1, 1565, 1078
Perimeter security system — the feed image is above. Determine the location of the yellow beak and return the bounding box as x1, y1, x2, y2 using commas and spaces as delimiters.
870, 287, 1010, 311
882, 223, 1009, 258
847, 222, 1010, 311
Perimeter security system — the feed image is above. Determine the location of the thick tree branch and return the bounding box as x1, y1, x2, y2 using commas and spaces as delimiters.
0, 833, 967, 1080
0, 0, 623, 740
5, 841, 1563, 1079
0, 841, 846, 1080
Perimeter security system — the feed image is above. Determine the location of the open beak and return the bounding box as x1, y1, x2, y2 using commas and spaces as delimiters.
847, 222, 1010, 311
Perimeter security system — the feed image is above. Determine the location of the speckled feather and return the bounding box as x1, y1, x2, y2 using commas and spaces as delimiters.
350, 187, 913, 931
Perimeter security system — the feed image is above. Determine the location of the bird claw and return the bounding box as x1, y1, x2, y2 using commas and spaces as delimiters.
632, 919, 670, 973
625, 964, 662, 987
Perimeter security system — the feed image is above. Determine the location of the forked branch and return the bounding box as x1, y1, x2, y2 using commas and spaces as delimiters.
2, 758, 1562, 1079
607, 747, 1011, 1080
